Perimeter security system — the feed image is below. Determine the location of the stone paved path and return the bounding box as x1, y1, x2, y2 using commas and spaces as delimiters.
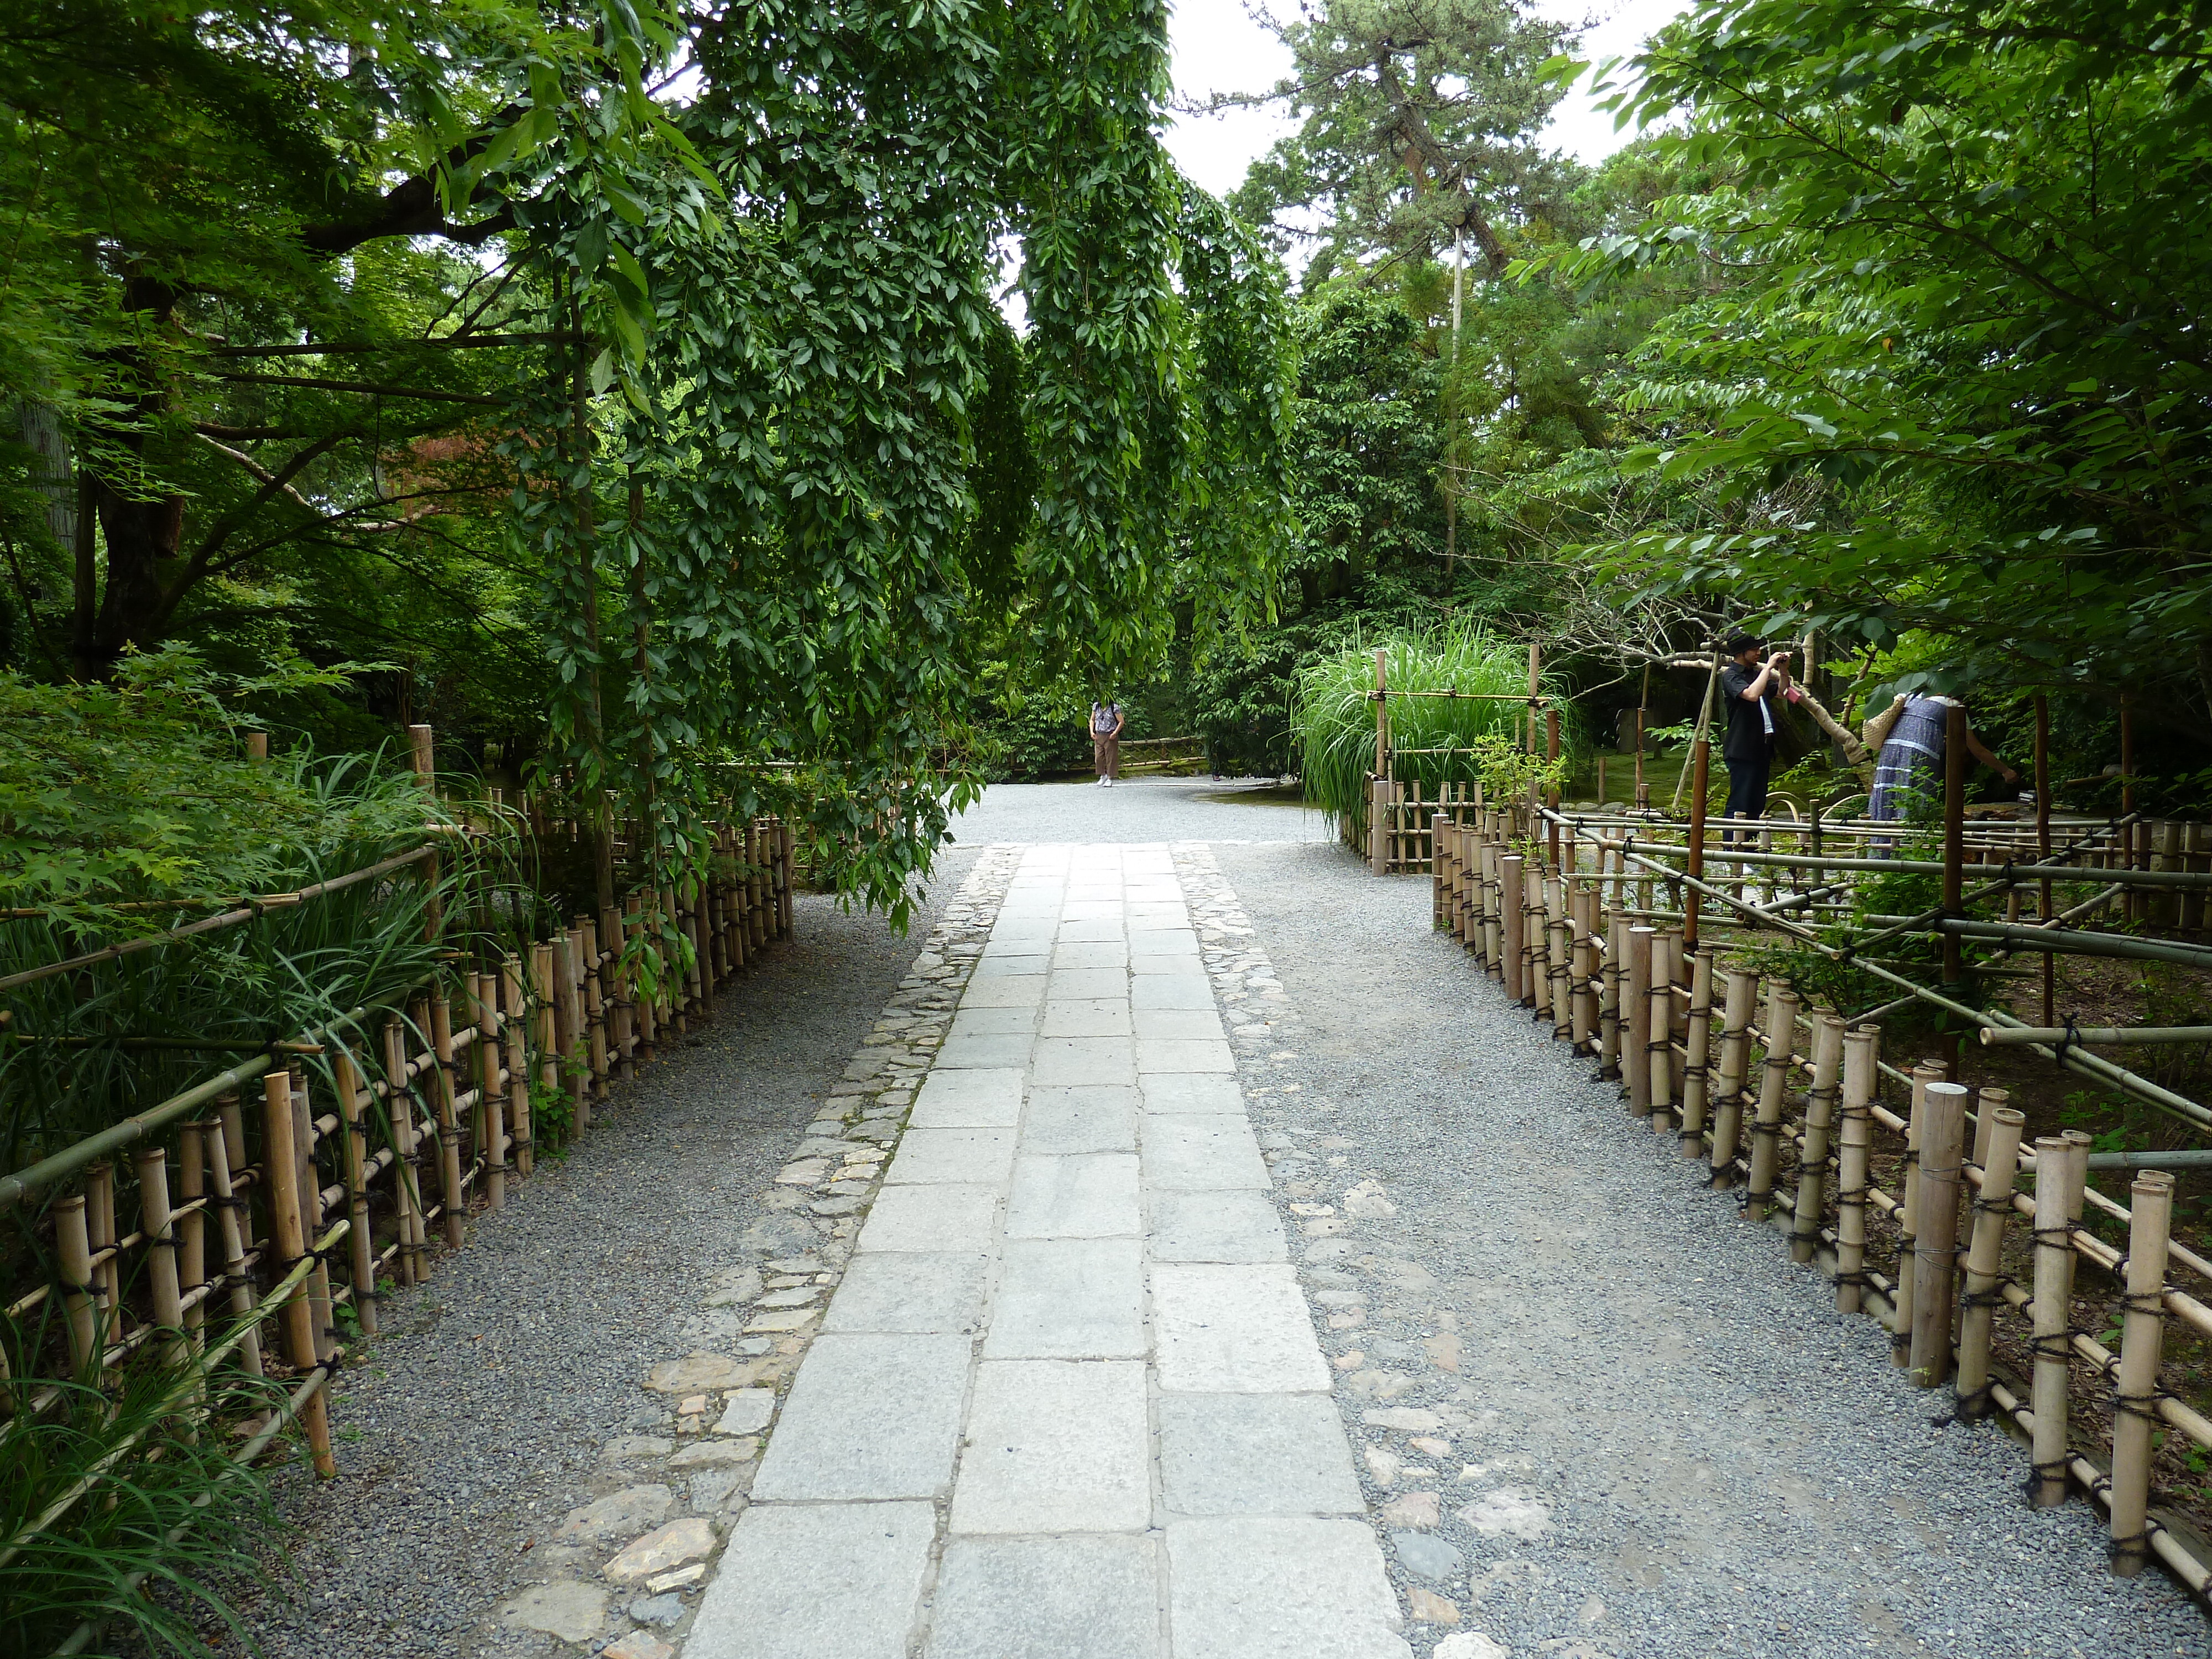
686, 842, 1407, 1659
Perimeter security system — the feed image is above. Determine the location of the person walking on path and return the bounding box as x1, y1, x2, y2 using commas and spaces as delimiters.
1090, 697, 1125, 786
1719, 633, 1792, 843
1869, 691, 2018, 847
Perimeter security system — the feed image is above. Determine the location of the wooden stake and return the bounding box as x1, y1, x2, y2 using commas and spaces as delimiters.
2110, 1170, 2176, 1575
261, 1073, 336, 1477
1955, 1102, 2026, 1418
1791, 1015, 1845, 1264
333, 1047, 378, 1337
1835, 1026, 1879, 1313
1908, 1080, 1969, 1388
1746, 985, 1799, 1214
2030, 1130, 2093, 1506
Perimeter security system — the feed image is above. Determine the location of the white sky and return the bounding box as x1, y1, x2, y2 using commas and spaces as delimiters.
1161, 0, 1691, 197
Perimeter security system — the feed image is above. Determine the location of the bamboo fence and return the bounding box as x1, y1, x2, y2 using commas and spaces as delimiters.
1430, 799, 2212, 1600
0, 728, 796, 1643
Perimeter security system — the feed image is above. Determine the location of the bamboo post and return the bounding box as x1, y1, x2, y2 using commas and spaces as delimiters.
1907, 1081, 1969, 1388
476, 971, 507, 1210
1709, 971, 1757, 1185
1545, 873, 1572, 1039
55, 1195, 98, 1376
1955, 1102, 2026, 1418
2121, 697, 2139, 922
1598, 911, 1624, 1079
134, 1145, 190, 1378
333, 1047, 378, 1337
1686, 736, 1709, 947
261, 1073, 336, 1478
1835, 1026, 1879, 1313
1941, 701, 1967, 1076
1892, 1061, 1940, 1367
1480, 839, 1504, 977
1746, 985, 1799, 1213
178, 1120, 207, 1353
1791, 1014, 1845, 1263
1624, 926, 1655, 1116
1500, 854, 1527, 1004
280, 1063, 335, 1364
409, 722, 444, 943
2030, 1130, 2093, 1506
85, 1161, 118, 1338
2110, 1170, 2176, 1575
559, 928, 591, 1136
1647, 929, 1676, 1129
503, 954, 534, 1179
1369, 776, 1388, 877
1570, 881, 1599, 1051
1433, 813, 1450, 927
531, 941, 561, 1156
427, 993, 466, 1247
581, 916, 608, 1092
381, 1016, 424, 1283
200, 1118, 263, 1377
1679, 948, 1715, 1157
1526, 862, 1551, 1022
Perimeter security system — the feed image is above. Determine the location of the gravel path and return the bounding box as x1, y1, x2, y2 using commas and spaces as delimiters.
225, 862, 974, 1658
945, 778, 1331, 848
1212, 839, 2208, 1659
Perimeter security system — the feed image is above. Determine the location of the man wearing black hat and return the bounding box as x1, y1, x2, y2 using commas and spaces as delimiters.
1718, 633, 1791, 844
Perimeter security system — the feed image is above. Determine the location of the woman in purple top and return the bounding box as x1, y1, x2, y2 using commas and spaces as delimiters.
1090, 700, 1125, 786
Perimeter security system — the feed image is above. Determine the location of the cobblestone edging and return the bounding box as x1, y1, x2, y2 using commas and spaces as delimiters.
490, 846, 1023, 1659
1171, 842, 1514, 1659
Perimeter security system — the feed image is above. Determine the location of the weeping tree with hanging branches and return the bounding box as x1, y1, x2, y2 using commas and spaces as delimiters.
2, 0, 1297, 943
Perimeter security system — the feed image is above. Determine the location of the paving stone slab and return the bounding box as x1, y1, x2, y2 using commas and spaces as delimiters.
687, 1501, 936, 1659
1021, 1084, 1140, 1154
1056, 916, 1126, 942
1045, 967, 1129, 1003
1164, 1517, 1410, 1659
1040, 997, 1134, 1038
1005, 1154, 1141, 1239
948, 1006, 1041, 1036
911, 1068, 1024, 1128
854, 1183, 1000, 1254
1032, 1034, 1136, 1086
885, 1126, 1018, 1186
1157, 1394, 1365, 1516
1141, 1115, 1270, 1190
749, 1334, 971, 1500
922, 1535, 1163, 1659
983, 1237, 1145, 1359
1146, 1188, 1287, 1262
1129, 975, 1215, 1010
1131, 1008, 1225, 1040
1135, 1036, 1237, 1075
1152, 1263, 1331, 1393
969, 955, 1050, 981
1052, 941, 1130, 972
1126, 929, 1201, 958
821, 1250, 990, 1334
1139, 1074, 1244, 1114
948, 1359, 1151, 1533
936, 1032, 1038, 1071
959, 974, 1047, 1010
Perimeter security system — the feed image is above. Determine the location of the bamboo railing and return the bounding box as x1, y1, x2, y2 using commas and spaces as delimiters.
0, 741, 797, 1641
1431, 802, 2212, 1600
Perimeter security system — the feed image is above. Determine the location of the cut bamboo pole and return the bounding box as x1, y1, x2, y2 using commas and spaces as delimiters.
581, 916, 608, 1091
778, 818, 796, 936
1679, 948, 1715, 1157
1370, 776, 1389, 877
85, 1162, 118, 1338
1746, 985, 1800, 1217
178, 1121, 207, 1353
288, 1061, 335, 1364
1625, 926, 1655, 1117
559, 928, 591, 1136
1709, 969, 1756, 1183
427, 993, 466, 1248
1836, 1026, 1879, 1313
1571, 881, 1599, 1051
260, 1072, 336, 1478
1647, 929, 1677, 1129
199, 1117, 264, 1377
1908, 1081, 1969, 1388
1545, 873, 1572, 1040
530, 942, 560, 1154
1527, 863, 1552, 1024
333, 1047, 378, 1337
1433, 813, 1450, 927
1501, 854, 1527, 1005
1791, 1015, 1845, 1263
133, 1146, 189, 1375
383, 1015, 426, 1284
1955, 1102, 2026, 1418
2110, 1170, 2177, 1575
54, 1194, 97, 1376
475, 971, 506, 1210
1893, 1061, 1941, 1368
503, 953, 533, 1180
1480, 839, 1504, 977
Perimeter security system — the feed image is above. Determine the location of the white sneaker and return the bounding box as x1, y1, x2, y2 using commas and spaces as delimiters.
1102, 778, 1113, 787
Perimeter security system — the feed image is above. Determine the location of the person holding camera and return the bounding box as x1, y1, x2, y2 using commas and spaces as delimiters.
1719, 633, 1793, 843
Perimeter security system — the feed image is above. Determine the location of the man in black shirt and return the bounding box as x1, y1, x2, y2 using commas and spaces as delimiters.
1717, 633, 1791, 844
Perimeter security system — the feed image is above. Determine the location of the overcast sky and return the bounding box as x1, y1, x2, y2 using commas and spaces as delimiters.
1161, 0, 1691, 197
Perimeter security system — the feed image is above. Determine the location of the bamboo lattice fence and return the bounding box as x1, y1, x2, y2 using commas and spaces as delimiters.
1430, 801, 2212, 1600
0, 729, 796, 1647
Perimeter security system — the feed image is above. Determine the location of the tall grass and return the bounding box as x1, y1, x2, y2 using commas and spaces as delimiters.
1292, 625, 1582, 821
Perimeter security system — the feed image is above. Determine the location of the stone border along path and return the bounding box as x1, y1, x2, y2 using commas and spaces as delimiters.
634, 841, 1415, 1659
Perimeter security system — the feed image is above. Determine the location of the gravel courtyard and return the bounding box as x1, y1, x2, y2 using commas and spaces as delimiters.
223, 779, 2205, 1658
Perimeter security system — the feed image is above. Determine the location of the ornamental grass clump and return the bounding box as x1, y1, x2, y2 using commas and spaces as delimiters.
1292, 627, 1580, 823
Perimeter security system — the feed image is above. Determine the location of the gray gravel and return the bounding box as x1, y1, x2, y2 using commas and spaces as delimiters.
946, 776, 1331, 848
1215, 840, 2208, 1658
221, 863, 973, 1658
